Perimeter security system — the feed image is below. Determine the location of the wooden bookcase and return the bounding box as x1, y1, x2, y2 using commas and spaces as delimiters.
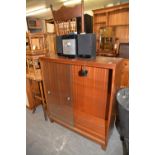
93, 3, 129, 55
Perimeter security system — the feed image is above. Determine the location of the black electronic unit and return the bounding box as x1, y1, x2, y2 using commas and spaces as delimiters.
77, 33, 96, 59
56, 34, 78, 57
76, 14, 93, 34
118, 43, 129, 59
56, 36, 63, 56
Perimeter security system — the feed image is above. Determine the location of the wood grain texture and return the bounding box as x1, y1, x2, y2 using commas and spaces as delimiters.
120, 59, 129, 88
93, 3, 129, 53
50, 1, 84, 35
26, 78, 42, 109
48, 115, 106, 146
26, 78, 35, 109
115, 26, 129, 43
93, 3, 129, 15
105, 58, 123, 144
26, 32, 48, 55
40, 55, 123, 69
108, 9, 129, 26
46, 33, 56, 55
72, 65, 109, 139
40, 55, 123, 149
41, 61, 74, 126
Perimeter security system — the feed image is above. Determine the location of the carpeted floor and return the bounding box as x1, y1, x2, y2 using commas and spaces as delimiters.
26, 105, 123, 155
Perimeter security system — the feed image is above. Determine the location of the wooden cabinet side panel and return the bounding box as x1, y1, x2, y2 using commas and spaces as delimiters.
120, 59, 129, 88
40, 57, 123, 148
106, 61, 122, 143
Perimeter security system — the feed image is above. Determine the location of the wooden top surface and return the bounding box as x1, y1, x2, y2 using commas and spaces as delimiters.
40, 54, 123, 69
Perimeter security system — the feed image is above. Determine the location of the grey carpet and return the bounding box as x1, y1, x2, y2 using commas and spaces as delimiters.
26, 105, 123, 155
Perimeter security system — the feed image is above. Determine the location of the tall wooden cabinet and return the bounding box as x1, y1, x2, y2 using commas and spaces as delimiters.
40, 55, 123, 149
93, 3, 129, 55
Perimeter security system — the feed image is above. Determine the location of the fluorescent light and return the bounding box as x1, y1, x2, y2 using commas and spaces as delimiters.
106, 3, 114, 7
60, 0, 68, 2
26, 8, 50, 17
26, 5, 46, 13
64, 0, 81, 6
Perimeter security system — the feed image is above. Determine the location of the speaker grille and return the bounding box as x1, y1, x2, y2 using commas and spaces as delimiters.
78, 34, 96, 58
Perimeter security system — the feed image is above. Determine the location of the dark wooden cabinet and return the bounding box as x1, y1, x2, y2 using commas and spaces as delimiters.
40, 55, 123, 149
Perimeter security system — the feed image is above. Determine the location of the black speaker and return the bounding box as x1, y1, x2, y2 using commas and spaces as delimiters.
77, 33, 96, 58
118, 43, 129, 59
76, 14, 93, 34
56, 36, 63, 56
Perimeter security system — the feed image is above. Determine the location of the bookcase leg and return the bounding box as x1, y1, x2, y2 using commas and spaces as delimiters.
49, 118, 54, 123
101, 144, 106, 150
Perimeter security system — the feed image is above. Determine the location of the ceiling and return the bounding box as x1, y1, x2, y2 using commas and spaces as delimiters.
26, 0, 128, 19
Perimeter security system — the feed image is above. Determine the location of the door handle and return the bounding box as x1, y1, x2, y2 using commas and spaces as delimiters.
47, 90, 51, 95
67, 97, 71, 101
78, 66, 88, 77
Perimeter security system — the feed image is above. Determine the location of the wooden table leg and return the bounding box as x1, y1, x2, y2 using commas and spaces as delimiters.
32, 107, 36, 113
39, 81, 47, 121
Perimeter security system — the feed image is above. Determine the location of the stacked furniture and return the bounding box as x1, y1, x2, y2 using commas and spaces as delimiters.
50, 0, 85, 35
26, 32, 48, 120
